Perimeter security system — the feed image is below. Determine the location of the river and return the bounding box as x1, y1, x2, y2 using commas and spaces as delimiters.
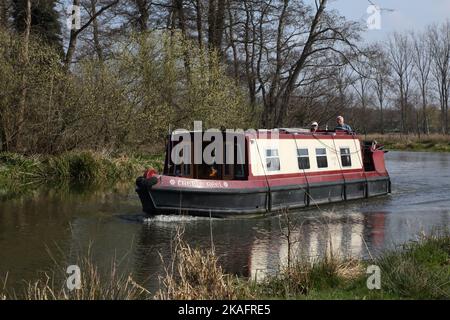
1, 151, 449, 293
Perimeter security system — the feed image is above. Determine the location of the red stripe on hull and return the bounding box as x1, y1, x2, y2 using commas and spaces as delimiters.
152, 170, 388, 191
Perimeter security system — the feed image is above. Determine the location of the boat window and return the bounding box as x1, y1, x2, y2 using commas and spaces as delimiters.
266, 149, 280, 171
340, 147, 352, 167
316, 148, 328, 168
297, 148, 310, 170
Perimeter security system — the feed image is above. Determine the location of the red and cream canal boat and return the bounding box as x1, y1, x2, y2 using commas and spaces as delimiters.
136, 128, 390, 217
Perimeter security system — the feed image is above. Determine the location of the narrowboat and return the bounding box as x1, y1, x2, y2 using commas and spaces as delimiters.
136, 128, 391, 217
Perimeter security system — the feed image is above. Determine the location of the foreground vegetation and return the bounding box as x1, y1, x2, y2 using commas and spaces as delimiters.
0, 151, 163, 199
156, 232, 450, 300
2, 233, 449, 300
367, 134, 450, 152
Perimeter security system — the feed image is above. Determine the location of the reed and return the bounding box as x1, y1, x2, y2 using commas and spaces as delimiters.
154, 229, 241, 300
1, 250, 151, 300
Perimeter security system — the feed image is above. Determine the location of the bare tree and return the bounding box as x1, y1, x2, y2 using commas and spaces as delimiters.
411, 31, 432, 134
351, 52, 374, 135
388, 32, 414, 134
89, 0, 103, 62
208, 0, 226, 52
64, 0, 118, 68
370, 45, 391, 134
428, 22, 450, 135
219, 0, 361, 127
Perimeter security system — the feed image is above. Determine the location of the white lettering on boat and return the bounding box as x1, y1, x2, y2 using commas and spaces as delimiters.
174, 179, 229, 188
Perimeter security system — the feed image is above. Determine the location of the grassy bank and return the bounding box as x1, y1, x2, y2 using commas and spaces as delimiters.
2, 233, 449, 300
0, 151, 164, 199
157, 233, 450, 300
366, 134, 450, 152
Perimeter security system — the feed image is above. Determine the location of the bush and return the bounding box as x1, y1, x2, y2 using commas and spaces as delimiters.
0, 29, 254, 154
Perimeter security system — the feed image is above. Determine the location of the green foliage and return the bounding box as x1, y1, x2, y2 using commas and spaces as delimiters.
0, 29, 253, 154
0, 151, 164, 199
375, 234, 450, 299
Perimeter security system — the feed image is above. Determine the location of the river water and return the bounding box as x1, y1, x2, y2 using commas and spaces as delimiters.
1, 151, 449, 293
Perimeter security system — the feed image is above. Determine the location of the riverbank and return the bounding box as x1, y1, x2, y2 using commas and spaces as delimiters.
157, 232, 450, 300
0, 151, 163, 199
366, 134, 450, 152
2, 233, 449, 300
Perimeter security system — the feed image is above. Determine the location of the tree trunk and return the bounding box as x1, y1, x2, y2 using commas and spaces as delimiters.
207, 0, 225, 51
214, 0, 225, 52
0, 113, 8, 151
0, 0, 7, 28
65, 0, 81, 68
445, 86, 449, 134
135, 0, 149, 31
421, 84, 428, 134
207, 0, 216, 48
65, 0, 118, 68
274, 0, 328, 127
11, 0, 31, 151
91, 0, 104, 62
195, 0, 203, 47
226, 1, 238, 82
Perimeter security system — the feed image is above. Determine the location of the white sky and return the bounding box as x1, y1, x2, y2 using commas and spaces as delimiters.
327, 0, 450, 43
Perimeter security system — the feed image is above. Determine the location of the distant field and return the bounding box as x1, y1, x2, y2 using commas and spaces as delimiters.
365, 134, 450, 152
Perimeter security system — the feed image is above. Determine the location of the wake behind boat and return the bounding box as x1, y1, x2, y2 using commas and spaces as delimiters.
136, 128, 390, 217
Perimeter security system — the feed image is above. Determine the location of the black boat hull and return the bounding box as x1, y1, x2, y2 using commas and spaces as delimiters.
136, 177, 391, 218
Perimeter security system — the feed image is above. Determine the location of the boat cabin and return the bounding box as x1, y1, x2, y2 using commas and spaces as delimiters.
163, 128, 380, 181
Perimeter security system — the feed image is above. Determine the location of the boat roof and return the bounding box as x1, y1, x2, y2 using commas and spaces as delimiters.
171, 128, 355, 138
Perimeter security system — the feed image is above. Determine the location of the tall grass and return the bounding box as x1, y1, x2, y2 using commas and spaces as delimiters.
2, 250, 151, 300
375, 233, 450, 299
155, 229, 241, 300
2, 233, 449, 300
155, 231, 449, 300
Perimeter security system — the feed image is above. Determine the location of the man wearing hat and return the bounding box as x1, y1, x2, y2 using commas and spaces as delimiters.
335, 116, 352, 132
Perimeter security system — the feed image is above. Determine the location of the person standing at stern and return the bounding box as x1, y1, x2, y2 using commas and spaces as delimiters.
335, 116, 352, 132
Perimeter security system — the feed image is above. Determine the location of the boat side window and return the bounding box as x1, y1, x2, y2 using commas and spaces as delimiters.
297, 148, 310, 170
316, 148, 328, 168
266, 149, 280, 171
340, 147, 352, 167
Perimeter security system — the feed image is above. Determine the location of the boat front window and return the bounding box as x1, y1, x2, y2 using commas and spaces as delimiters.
316, 148, 328, 168
340, 147, 352, 167
165, 133, 248, 180
297, 148, 310, 170
266, 149, 280, 171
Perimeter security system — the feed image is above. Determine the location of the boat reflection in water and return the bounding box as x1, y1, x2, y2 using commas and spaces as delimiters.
247, 211, 387, 280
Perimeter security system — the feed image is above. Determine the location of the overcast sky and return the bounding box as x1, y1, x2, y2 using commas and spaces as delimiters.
328, 0, 450, 43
